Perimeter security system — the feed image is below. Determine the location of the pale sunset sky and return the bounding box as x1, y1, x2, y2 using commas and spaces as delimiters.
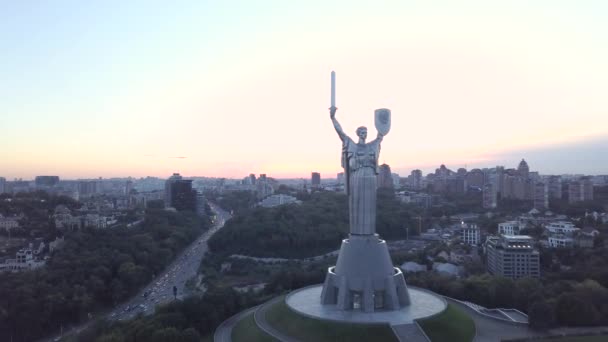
1, 1, 607, 179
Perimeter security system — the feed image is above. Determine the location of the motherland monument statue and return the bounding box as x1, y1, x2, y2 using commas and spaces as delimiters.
216, 72, 448, 334
320, 71, 411, 312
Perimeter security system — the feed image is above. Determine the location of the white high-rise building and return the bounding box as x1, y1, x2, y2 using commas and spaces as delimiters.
461, 223, 480, 245
483, 183, 497, 209
337, 172, 345, 185
534, 182, 548, 210
410, 169, 423, 190
392, 173, 401, 189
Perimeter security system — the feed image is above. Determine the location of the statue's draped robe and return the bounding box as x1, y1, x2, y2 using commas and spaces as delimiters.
342, 137, 381, 235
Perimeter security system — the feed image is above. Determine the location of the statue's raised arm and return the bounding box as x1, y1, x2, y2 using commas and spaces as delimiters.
330, 107, 348, 142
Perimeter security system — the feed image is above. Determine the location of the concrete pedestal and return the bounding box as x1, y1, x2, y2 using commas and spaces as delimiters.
320, 234, 411, 312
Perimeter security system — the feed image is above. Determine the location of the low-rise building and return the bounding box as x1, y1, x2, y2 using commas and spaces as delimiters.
545, 221, 580, 236
0, 247, 46, 272
498, 221, 521, 236
581, 227, 600, 238
83, 214, 117, 229
49, 236, 65, 253
400, 261, 427, 273
486, 235, 540, 279
259, 194, 300, 208
432, 262, 462, 277
576, 235, 595, 249
0, 214, 20, 230
420, 229, 442, 241
449, 249, 471, 264
53, 205, 82, 230
548, 235, 574, 248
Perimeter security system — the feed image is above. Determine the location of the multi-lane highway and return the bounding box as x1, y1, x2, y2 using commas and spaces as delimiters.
112, 202, 231, 321
44, 202, 231, 341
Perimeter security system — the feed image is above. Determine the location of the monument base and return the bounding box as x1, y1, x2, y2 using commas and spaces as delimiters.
289, 285, 446, 325
320, 234, 410, 312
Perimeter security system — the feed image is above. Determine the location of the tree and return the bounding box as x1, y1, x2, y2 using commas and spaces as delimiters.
528, 300, 556, 330
180, 328, 201, 342
555, 291, 601, 326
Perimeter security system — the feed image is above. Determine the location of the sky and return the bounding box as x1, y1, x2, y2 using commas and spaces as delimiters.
1, 1, 607, 179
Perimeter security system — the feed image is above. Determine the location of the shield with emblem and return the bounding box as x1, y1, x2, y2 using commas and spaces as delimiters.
374, 108, 391, 136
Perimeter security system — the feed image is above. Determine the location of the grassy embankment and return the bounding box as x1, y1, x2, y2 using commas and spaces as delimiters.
231, 312, 277, 342
418, 304, 476, 342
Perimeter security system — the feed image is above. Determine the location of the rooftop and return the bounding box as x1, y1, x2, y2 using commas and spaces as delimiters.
503, 235, 533, 240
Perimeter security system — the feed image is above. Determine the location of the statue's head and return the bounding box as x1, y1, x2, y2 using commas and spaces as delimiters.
356, 126, 367, 140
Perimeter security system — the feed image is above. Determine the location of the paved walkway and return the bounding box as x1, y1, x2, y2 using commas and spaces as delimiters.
213, 305, 259, 342
445, 298, 542, 342
391, 323, 429, 342
254, 296, 299, 342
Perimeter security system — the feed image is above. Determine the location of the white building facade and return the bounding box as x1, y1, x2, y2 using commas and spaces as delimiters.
461, 223, 480, 245
498, 221, 521, 236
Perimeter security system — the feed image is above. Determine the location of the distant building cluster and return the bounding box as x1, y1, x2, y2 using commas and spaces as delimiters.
483, 206, 603, 279
215, 173, 277, 199
53, 204, 118, 230
0, 175, 170, 207
400, 159, 599, 209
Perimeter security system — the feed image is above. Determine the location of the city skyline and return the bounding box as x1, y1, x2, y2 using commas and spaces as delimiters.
2, 1, 608, 179
2, 137, 608, 180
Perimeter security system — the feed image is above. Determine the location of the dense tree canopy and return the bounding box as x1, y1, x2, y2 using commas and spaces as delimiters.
0, 209, 206, 342
208, 190, 415, 258
82, 287, 255, 342
407, 272, 608, 328
207, 190, 258, 215
209, 191, 347, 258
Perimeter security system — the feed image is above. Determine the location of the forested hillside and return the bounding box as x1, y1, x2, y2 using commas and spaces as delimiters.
208, 189, 414, 258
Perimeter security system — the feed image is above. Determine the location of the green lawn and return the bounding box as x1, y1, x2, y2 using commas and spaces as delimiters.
232, 312, 277, 342
264, 297, 398, 342
418, 304, 476, 342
